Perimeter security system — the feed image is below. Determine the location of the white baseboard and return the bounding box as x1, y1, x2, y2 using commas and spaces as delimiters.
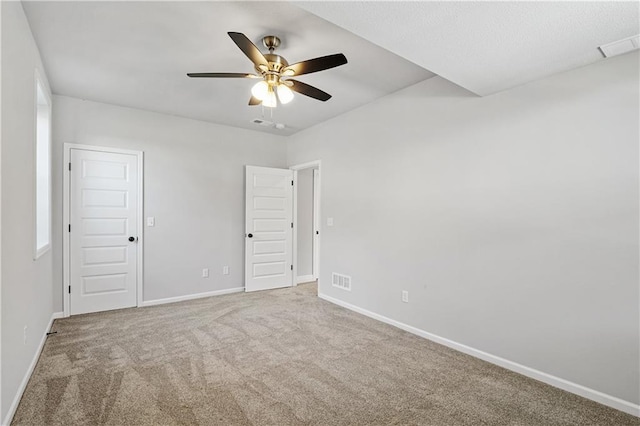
141, 287, 244, 307
296, 275, 316, 284
2, 311, 64, 426
318, 293, 640, 417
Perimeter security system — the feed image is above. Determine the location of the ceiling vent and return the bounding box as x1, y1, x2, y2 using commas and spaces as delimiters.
251, 118, 274, 127
332, 273, 351, 291
251, 118, 286, 130
599, 35, 639, 58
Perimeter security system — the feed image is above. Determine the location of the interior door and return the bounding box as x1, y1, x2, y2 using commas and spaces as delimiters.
70, 148, 139, 315
245, 166, 293, 292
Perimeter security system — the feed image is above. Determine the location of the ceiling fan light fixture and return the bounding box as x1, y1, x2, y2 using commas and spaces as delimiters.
251, 80, 269, 100
277, 84, 294, 104
188, 32, 348, 108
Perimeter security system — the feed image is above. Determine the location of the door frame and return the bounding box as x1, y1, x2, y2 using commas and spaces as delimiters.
312, 168, 320, 280
62, 143, 144, 317
290, 160, 321, 287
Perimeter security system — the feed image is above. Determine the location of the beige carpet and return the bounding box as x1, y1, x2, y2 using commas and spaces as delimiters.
12, 283, 638, 425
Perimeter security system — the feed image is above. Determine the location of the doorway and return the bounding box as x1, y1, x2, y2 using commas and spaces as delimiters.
243, 162, 321, 291
291, 161, 321, 286
244, 166, 294, 292
63, 144, 144, 316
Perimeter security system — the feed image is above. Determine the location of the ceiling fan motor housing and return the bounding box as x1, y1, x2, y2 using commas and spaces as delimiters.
255, 36, 288, 82
257, 53, 289, 87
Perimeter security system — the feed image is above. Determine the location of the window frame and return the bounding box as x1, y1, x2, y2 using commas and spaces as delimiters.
33, 70, 52, 260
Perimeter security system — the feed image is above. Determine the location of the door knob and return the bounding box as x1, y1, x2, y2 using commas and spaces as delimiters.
128, 236, 135, 242
247, 233, 253, 238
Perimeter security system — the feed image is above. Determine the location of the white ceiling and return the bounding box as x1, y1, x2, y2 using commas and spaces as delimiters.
297, 1, 640, 96
23, 2, 639, 136
22, 1, 434, 136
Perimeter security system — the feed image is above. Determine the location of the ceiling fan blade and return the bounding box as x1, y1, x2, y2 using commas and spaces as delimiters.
248, 96, 262, 106
287, 79, 332, 102
228, 32, 268, 68
282, 53, 347, 76
187, 72, 260, 78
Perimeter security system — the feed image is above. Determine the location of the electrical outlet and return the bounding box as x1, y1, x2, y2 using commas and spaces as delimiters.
24, 326, 28, 345
202, 268, 209, 278
223, 266, 229, 275
402, 291, 409, 303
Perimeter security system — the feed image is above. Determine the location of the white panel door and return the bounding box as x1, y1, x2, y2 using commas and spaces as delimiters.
245, 166, 293, 292
70, 149, 138, 315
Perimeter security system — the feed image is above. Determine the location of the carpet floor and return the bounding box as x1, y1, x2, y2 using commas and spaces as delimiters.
12, 283, 638, 425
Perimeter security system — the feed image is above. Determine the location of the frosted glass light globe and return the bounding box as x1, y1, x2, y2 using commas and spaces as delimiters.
251, 81, 269, 100
263, 90, 277, 108
277, 84, 294, 104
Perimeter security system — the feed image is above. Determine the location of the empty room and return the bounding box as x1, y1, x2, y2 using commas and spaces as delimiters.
1, 1, 639, 425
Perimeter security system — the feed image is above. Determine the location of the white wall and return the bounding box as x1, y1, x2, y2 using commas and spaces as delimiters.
287, 52, 640, 407
1, 1, 54, 422
296, 168, 314, 279
52, 96, 287, 306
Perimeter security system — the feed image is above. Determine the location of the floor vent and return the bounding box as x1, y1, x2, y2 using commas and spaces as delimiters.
332, 273, 351, 291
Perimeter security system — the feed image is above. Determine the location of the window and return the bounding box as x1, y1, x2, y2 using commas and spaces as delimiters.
34, 74, 51, 259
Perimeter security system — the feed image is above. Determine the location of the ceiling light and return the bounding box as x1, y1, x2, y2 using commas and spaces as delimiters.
188, 33, 347, 107
263, 88, 277, 108
251, 81, 269, 100
277, 84, 294, 104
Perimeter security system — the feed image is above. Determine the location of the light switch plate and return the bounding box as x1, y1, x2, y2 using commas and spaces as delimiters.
327, 217, 334, 226
147, 217, 155, 227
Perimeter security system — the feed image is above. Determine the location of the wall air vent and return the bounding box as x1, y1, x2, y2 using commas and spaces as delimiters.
332, 273, 351, 291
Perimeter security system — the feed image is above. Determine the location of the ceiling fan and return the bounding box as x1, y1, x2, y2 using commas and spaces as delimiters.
187, 32, 348, 107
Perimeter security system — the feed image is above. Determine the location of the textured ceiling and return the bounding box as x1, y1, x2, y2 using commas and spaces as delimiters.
22, 1, 434, 136
297, 1, 640, 96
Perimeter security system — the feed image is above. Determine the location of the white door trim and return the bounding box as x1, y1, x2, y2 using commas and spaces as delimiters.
290, 160, 321, 287
312, 168, 320, 280
62, 143, 144, 317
